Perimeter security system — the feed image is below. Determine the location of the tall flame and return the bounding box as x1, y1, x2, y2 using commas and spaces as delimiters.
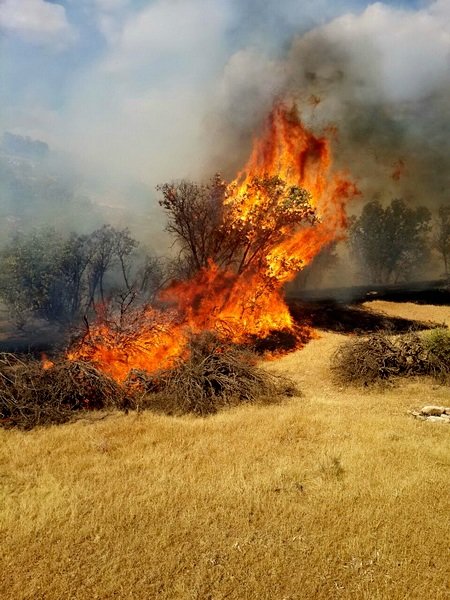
69, 102, 358, 381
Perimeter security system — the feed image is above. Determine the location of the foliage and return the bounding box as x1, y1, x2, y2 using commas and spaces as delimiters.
422, 327, 450, 382
0, 226, 161, 328
349, 199, 431, 284
433, 204, 450, 279
157, 174, 316, 278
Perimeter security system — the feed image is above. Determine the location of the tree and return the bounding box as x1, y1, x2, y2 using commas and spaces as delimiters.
85, 225, 138, 307
434, 204, 450, 280
0, 226, 148, 329
0, 229, 75, 327
157, 173, 316, 279
157, 174, 230, 276
349, 199, 431, 284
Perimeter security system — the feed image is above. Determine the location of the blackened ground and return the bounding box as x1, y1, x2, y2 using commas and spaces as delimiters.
287, 278, 450, 306
287, 279, 449, 335
288, 300, 434, 335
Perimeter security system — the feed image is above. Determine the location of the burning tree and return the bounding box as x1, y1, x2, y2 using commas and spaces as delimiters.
158, 174, 317, 278
69, 102, 358, 382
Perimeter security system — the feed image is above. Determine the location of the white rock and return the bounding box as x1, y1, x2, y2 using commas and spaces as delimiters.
420, 406, 445, 416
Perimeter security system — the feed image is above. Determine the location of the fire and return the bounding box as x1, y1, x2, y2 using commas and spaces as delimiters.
41, 354, 54, 370
69, 102, 358, 381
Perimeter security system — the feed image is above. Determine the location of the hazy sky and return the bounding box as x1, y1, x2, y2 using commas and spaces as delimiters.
0, 0, 446, 192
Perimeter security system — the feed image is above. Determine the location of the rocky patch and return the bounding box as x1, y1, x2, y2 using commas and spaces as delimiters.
410, 406, 450, 423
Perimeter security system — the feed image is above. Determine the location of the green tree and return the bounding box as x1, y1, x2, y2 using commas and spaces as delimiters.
0, 229, 69, 327
0, 226, 145, 329
349, 199, 431, 284
434, 204, 450, 280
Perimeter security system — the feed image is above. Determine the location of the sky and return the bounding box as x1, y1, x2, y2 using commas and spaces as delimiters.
0, 0, 448, 200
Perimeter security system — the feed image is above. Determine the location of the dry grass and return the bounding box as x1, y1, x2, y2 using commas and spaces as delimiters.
361, 300, 450, 327
0, 301, 449, 599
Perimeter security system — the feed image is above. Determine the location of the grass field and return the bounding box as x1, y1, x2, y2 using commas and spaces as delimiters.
1, 301, 449, 599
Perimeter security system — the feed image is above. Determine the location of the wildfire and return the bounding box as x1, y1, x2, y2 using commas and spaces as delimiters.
41, 354, 54, 370
69, 102, 358, 382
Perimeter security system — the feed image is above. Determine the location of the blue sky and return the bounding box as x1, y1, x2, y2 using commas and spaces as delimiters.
0, 0, 446, 187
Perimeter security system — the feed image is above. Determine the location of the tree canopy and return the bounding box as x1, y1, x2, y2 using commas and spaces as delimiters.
349, 198, 431, 284
157, 173, 316, 279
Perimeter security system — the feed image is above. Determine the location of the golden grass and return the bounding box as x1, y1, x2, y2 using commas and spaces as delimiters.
1, 301, 449, 599
362, 300, 450, 327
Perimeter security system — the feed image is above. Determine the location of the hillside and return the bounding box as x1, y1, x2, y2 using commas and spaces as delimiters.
0, 301, 449, 599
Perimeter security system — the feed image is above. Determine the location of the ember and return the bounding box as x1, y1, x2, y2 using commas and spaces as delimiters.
69, 102, 358, 382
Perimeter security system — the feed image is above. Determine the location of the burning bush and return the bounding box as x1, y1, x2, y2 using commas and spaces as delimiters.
0, 355, 124, 429
331, 329, 449, 386
127, 332, 297, 416
0, 333, 297, 428
68, 103, 358, 384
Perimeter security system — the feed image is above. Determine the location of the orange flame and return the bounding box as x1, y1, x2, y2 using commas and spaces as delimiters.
69, 102, 358, 381
41, 354, 54, 370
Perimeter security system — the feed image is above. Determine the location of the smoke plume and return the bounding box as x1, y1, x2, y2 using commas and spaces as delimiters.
209, 0, 450, 210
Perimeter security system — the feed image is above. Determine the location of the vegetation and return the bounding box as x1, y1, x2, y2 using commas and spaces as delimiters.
0, 226, 163, 329
158, 174, 316, 278
331, 329, 450, 386
422, 327, 450, 382
131, 332, 296, 416
0, 334, 296, 429
349, 198, 431, 284
433, 203, 450, 279
0, 355, 124, 429
1, 314, 448, 600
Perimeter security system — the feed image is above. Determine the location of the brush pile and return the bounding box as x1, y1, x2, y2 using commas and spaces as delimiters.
0, 354, 124, 429
332, 328, 450, 386
0, 332, 297, 428
127, 332, 296, 415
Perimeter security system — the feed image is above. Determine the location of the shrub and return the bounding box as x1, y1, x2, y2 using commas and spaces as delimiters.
331, 333, 401, 386
127, 332, 297, 416
331, 330, 440, 386
0, 334, 298, 428
422, 328, 450, 382
0, 355, 124, 429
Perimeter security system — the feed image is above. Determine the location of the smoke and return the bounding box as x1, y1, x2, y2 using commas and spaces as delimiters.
210, 0, 450, 210
1, 0, 449, 246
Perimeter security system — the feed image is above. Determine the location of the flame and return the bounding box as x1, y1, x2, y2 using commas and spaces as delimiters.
69, 102, 358, 381
41, 354, 54, 370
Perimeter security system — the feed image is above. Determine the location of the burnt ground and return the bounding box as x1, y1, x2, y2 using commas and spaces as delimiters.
288, 300, 435, 335
288, 278, 450, 306
287, 279, 450, 335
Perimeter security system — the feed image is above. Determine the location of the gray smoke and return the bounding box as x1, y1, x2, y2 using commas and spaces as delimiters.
208, 0, 450, 210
